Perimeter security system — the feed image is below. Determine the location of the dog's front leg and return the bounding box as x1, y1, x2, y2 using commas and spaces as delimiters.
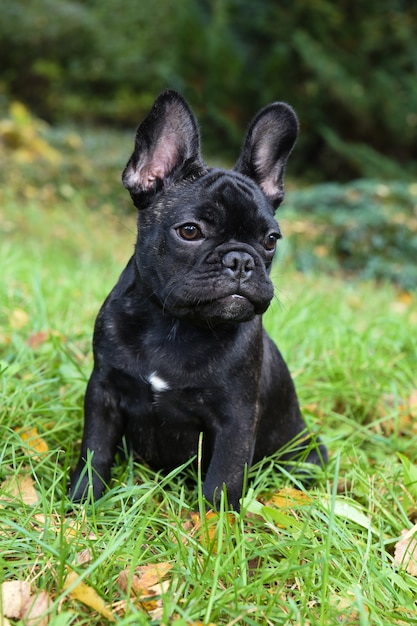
69, 371, 124, 501
202, 409, 257, 511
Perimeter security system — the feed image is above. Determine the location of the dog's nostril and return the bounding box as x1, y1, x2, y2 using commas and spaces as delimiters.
222, 251, 254, 277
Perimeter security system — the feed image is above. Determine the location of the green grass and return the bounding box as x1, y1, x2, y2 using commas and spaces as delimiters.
1, 186, 417, 625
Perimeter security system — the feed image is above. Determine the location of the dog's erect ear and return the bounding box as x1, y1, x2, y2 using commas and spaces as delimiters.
234, 102, 298, 210
122, 90, 204, 206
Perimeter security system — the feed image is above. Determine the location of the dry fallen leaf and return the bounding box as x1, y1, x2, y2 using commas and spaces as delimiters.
75, 548, 94, 566
394, 524, 417, 576
409, 390, 417, 418
64, 571, 115, 622
375, 391, 417, 436
303, 401, 324, 418
117, 562, 173, 597
0, 474, 39, 506
117, 562, 173, 620
29, 511, 97, 548
1, 580, 31, 619
331, 590, 368, 623
27, 331, 50, 349
22, 590, 50, 626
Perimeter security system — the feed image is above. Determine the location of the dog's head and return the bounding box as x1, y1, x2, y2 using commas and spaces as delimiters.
122, 91, 298, 326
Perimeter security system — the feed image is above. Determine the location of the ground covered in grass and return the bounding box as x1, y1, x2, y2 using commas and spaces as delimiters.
1, 124, 417, 624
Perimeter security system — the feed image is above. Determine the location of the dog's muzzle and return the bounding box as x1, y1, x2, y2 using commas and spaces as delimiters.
222, 250, 255, 281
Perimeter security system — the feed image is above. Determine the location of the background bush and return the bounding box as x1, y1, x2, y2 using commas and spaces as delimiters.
283, 180, 417, 290
1, 0, 417, 181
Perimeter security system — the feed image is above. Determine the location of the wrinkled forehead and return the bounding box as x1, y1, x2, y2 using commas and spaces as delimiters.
195, 168, 278, 229
201, 168, 265, 206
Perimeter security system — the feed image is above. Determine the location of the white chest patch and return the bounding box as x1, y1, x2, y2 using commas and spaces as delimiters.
148, 372, 170, 393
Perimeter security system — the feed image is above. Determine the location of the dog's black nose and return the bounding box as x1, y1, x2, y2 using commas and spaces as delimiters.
222, 251, 255, 279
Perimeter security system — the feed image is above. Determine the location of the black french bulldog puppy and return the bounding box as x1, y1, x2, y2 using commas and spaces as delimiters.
70, 90, 327, 509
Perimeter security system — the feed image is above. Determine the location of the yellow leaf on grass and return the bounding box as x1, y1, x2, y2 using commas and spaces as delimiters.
16, 427, 49, 457
9, 309, 29, 329
391, 290, 414, 314
64, 571, 115, 622
314, 244, 329, 258
394, 524, 417, 577
268, 487, 312, 509
64, 512, 90, 539
188, 511, 234, 550
397, 291, 413, 305
29, 512, 97, 547
0, 475, 39, 506
190, 511, 218, 544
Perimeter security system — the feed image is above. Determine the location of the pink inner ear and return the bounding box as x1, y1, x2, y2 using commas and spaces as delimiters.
128, 133, 178, 189
260, 178, 279, 197
255, 143, 279, 198
124, 133, 181, 191
148, 133, 179, 180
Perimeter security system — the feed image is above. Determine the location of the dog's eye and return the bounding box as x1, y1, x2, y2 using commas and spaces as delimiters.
263, 233, 280, 252
176, 224, 204, 241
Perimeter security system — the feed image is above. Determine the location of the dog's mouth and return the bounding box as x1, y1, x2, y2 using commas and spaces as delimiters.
172, 292, 268, 326
221, 294, 256, 319
218, 293, 249, 307
202, 295, 256, 324
222, 293, 252, 309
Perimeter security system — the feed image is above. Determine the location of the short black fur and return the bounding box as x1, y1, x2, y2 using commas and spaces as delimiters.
70, 90, 327, 509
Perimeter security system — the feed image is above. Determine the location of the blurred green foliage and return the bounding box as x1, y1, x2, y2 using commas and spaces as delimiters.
283, 181, 417, 290
1, 0, 416, 181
